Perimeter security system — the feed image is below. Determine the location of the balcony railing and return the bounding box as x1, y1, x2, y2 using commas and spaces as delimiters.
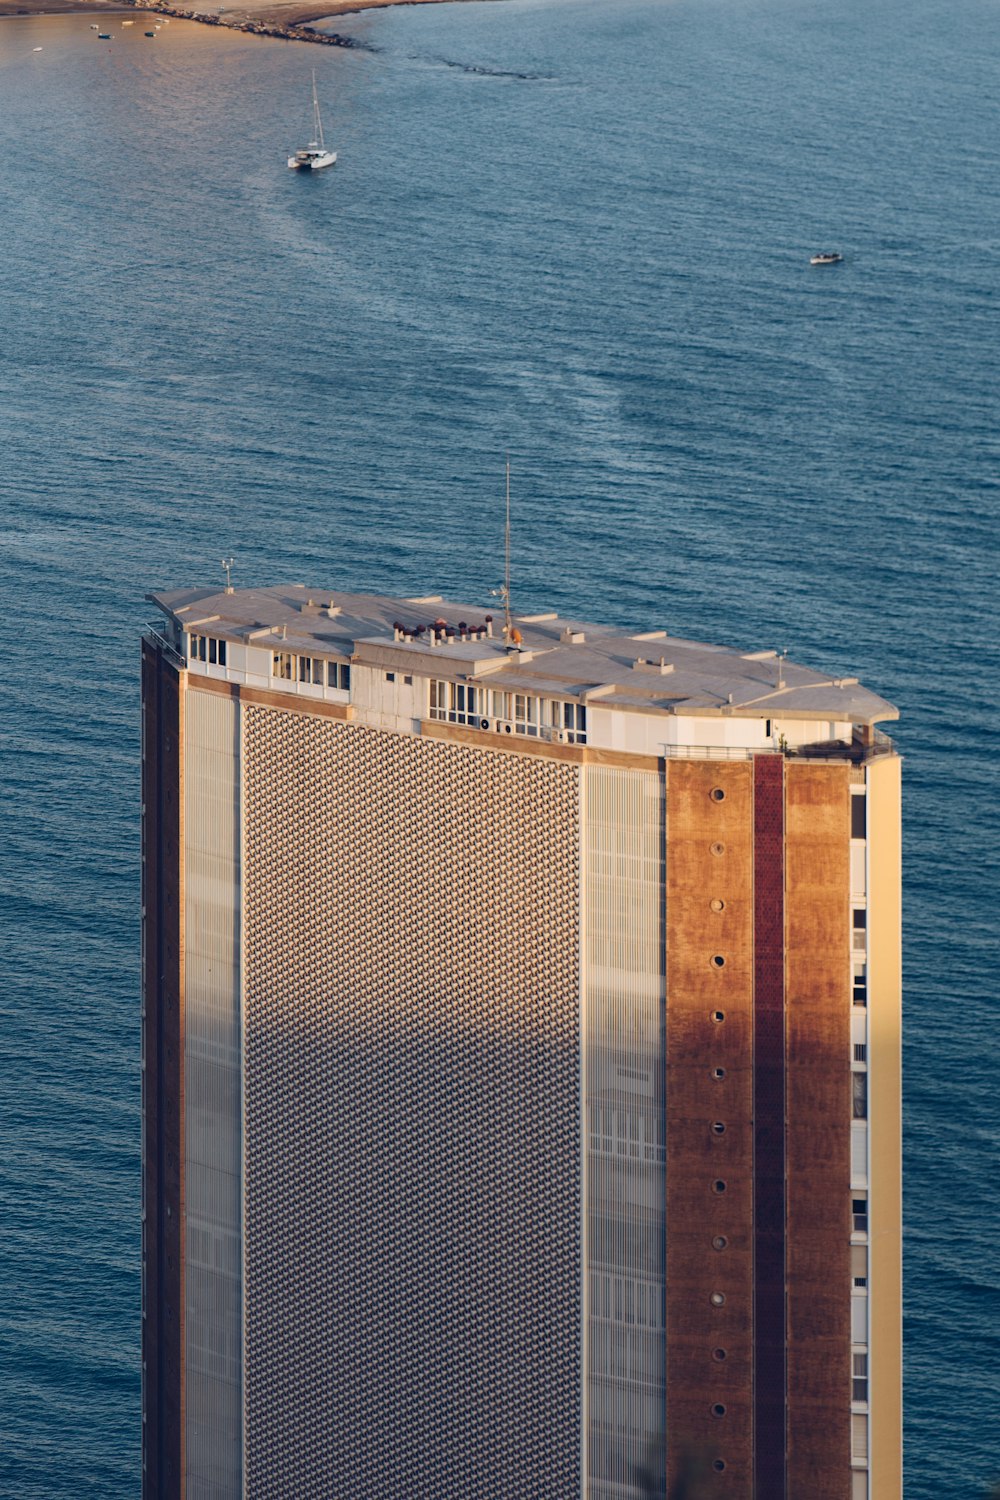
142, 624, 185, 669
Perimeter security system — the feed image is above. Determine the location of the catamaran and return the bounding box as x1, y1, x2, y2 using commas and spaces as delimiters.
288, 72, 337, 172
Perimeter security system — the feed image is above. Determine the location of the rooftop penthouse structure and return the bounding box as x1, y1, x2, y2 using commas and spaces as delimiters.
141, 583, 902, 1500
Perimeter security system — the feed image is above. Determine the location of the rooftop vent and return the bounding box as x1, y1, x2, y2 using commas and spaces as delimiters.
634, 656, 674, 675
561, 628, 585, 645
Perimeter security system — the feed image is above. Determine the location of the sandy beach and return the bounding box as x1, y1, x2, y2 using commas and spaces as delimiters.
0, 0, 496, 25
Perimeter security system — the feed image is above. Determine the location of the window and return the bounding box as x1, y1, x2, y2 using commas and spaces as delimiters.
851, 1413, 868, 1462
272, 652, 293, 680
853, 982, 867, 1008
556, 700, 587, 744
298, 656, 323, 685
428, 680, 587, 742
429, 680, 481, 727
385, 672, 396, 683
852, 1353, 868, 1404
854, 1044, 867, 1063
852, 1073, 868, 1120
852, 1198, 868, 1233
326, 661, 350, 691
852, 910, 867, 954
512, 692, 538, 736
851, 795, 867, 840
189, 634, 225, 665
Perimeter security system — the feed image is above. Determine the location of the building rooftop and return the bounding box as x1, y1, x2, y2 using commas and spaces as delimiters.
149, 583, 898, 727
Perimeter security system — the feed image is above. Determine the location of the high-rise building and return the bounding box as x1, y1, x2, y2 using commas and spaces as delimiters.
141, 583, 901, 1500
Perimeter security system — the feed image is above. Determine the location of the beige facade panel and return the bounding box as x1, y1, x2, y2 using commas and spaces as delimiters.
582, 764, 666, 1500
183, 685, 242, 1500
867, 754, 903, 1500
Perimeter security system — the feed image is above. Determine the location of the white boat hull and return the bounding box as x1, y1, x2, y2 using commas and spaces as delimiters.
287, 150, 337, 171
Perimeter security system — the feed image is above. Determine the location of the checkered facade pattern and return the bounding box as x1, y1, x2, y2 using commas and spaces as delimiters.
242, 706, 582, 1498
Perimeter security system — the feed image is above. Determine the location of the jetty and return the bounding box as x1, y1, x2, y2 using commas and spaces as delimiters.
122, 0, 374, 47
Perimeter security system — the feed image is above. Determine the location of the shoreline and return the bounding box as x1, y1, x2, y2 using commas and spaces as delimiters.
0, 0, 500, 35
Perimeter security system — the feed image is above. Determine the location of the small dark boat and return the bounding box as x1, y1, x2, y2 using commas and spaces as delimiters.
810, 252, 843, 266
98, 31, 111, 38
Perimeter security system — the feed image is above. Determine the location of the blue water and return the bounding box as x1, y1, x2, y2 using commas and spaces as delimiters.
0, 0, 997, 1492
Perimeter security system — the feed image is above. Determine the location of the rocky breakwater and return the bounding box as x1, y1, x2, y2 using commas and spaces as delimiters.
124, 0, 375, 48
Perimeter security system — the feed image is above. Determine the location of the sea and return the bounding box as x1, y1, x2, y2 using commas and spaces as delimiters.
0, 0, 996, 1493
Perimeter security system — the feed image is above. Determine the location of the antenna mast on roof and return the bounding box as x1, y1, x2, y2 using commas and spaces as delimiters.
221, 557, 235, 595
504, 454, 512, 643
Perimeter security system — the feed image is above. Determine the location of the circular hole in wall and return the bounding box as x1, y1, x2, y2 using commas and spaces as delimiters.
711, 1122, 726, 1135
710, 841, 725, 856
711, 1404, 727, 1418
713, 1180, 727, 1193
712, 1236, 728, 1251
710, 1291, 726, 1307
713, 1459, 727, 1473
711, 1067, 726, 1080
713, 1348, 727, 1362
711, 954, 726, 969
711, 1010, 725, 1023
710, 788, 726, 802
710, 898, 725, 913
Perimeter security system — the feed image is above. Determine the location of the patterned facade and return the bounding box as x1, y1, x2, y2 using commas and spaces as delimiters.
242, 707, 582, 1498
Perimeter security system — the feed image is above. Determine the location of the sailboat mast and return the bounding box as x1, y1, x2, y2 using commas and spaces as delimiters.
312, 70, 324, 150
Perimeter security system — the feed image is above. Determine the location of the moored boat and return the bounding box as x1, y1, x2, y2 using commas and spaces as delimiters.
810, 252, 843, 266
288, 71, 336, 171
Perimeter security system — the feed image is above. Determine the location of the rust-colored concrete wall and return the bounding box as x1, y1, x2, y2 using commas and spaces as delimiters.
141, 642, 185, 1500
753, 755, 786, 1499
666, 761, 754, 1495
785, 762, 851, 1500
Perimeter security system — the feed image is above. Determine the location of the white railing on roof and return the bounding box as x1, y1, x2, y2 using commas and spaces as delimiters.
661, 744, 779, 761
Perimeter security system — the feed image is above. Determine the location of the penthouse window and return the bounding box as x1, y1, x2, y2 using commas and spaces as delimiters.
269, 652, 351, 692
430, 680, 482, 726
428, 680, 587, 744
189, 635, 227, 666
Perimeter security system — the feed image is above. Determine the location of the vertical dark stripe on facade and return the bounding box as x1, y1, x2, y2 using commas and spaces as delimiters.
753, 755, 786, 1500
141, 642, 184, 1500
